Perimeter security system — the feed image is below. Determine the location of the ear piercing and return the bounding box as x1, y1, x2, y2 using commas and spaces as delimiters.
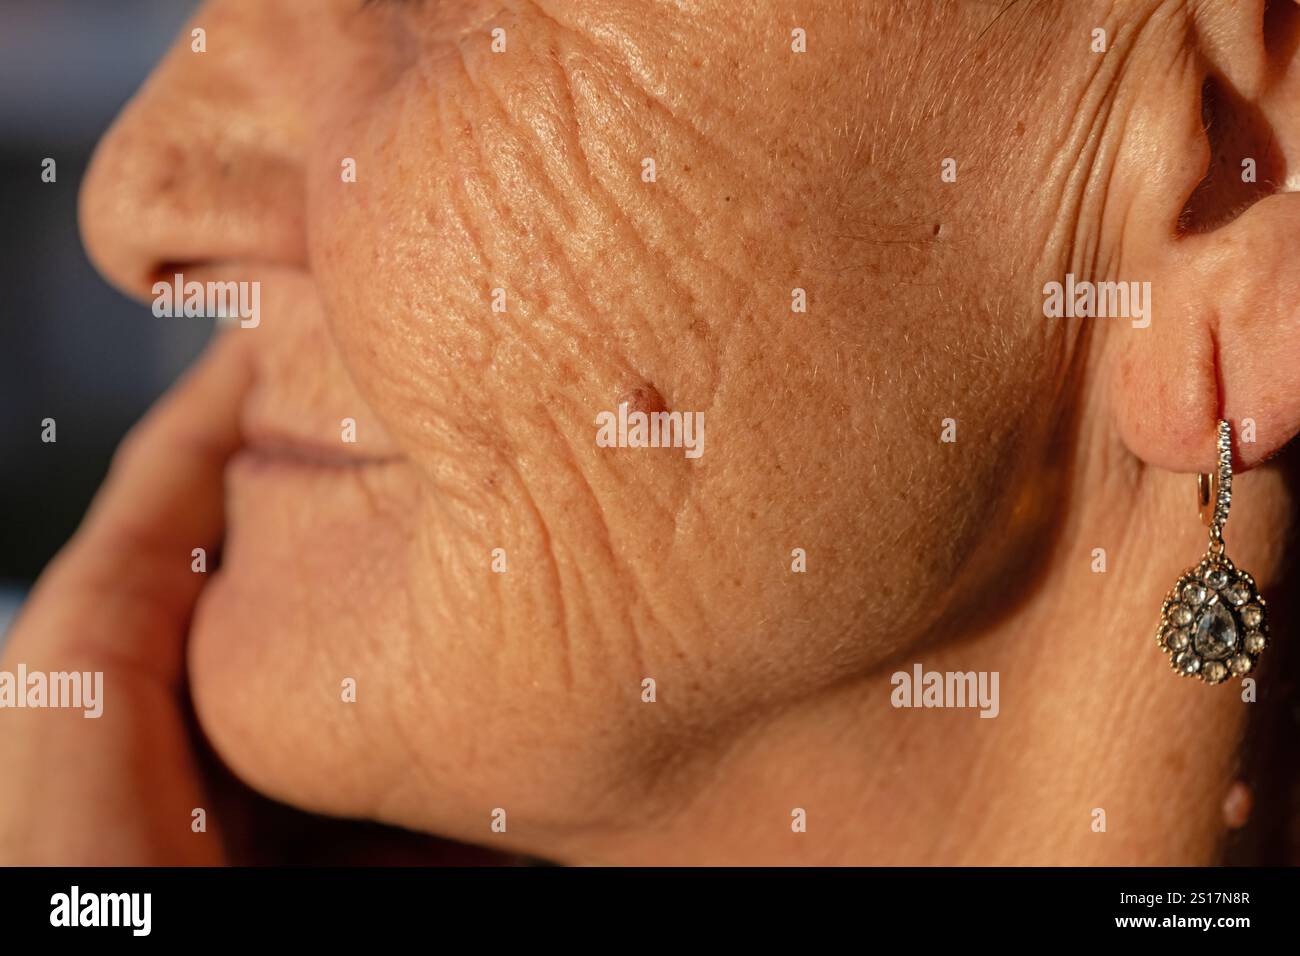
1155, 420, 1268, 684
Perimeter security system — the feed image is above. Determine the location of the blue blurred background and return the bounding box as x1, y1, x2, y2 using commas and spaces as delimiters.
0, 0, 206, 638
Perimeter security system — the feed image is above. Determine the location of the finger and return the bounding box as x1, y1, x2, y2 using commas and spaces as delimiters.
5, 330, 252, 681
0, 331, 250, 863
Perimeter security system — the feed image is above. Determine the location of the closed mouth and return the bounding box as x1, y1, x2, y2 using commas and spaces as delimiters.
233, 425, 404, 472
233, 440, 402, 470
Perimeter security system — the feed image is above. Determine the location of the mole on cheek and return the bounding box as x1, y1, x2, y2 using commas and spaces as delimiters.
617, 383, 668, 415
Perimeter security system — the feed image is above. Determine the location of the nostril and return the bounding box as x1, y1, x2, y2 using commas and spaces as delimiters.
78, 120, 175, 300
79, 114, 308, 303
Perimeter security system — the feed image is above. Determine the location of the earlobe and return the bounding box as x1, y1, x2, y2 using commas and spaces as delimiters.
1176, 192, 1300, 471
1115, 190, 1300, 477
1109, 2, 1300, 475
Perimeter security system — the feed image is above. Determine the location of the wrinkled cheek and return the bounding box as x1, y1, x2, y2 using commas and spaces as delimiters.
305, 77, 482, 460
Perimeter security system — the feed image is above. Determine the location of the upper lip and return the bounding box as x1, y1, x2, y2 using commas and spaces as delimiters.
208, 283, 406, 469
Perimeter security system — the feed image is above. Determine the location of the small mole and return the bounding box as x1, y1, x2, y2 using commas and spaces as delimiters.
1015, 120, 1026, 137
932, 223, 947, 239
617, 383, 667, 416
724, 195, 731, 202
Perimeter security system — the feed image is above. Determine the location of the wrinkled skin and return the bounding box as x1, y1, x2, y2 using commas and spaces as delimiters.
3, 0, 1300, 864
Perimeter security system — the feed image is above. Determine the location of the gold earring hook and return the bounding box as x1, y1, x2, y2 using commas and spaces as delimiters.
1199, 420, 1232, 554
1197, 471, 1215, 527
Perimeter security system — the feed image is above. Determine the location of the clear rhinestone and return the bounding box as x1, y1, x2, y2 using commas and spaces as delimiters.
1163, 627, 1189, 651
1181, 583, 1207, 606
1202, 661, 1228, 684
1170, 604, 1194, 626
1193, 602, 1238, 660
1173, 650, 1201, 675
1241, 605, 1263, 628
1204, 568, 1229, 589
1244, 631, 1266, 654
1229, 655, 1252, 676
1224, 583, 1250, 606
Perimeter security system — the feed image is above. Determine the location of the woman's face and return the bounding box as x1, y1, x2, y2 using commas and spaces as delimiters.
77, 0, 1300, 863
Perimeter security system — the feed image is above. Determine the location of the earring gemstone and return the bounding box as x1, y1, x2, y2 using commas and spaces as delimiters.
1192, 600, 1236, 660
1158, 556, 1267, 683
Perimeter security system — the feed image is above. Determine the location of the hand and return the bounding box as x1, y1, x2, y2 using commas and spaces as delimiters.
0, 333, 248, 865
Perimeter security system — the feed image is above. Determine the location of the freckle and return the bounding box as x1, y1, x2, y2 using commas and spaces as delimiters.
1164, 749, 1186, 774
1015, 121, 1026, 137
932, 223, 946, 239
1222, 780, 1252, 829
617, 383, 667, 415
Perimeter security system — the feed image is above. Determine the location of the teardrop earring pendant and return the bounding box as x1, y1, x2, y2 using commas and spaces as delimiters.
1156, 419, 1268, 684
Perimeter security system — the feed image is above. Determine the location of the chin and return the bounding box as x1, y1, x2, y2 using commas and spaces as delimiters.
187, 466, 416, 821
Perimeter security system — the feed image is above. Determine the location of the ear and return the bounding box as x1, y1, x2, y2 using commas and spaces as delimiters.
1109, 0, 1300, 473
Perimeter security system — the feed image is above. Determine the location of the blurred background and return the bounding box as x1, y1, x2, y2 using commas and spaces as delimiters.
0, 0, 206, 639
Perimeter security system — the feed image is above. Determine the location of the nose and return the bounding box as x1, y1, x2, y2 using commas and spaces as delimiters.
79, 2, 308, 301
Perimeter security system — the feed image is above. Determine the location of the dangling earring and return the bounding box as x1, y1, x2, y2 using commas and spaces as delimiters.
1156, 419, 1268, 683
